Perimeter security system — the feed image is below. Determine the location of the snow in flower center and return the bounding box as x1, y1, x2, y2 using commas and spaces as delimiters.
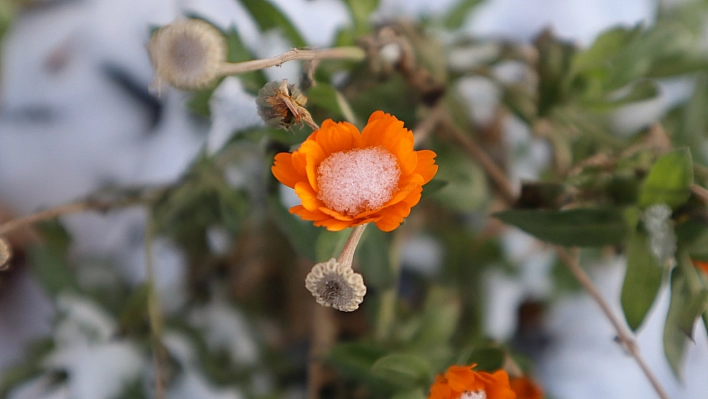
461, 390, 486, 399
317, 147, 400, 217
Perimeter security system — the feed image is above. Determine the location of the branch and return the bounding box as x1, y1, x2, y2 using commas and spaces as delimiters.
217, 46, 366, 76
439, 115, 517, 206
555, 247, 671, 399
413, 103, 445, 148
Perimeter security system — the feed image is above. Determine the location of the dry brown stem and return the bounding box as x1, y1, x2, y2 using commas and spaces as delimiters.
555, 247, 670, 399
217, 47, 366, 76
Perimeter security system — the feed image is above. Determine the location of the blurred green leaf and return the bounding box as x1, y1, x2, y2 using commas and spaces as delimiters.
534, 30, 576, 116
391, 388, 427, 399
28, 245, 78, 297
307, 83, 345, 119
118, 283, 151, 337
571, 26, 641, 75
343, 0, 378, 36
678, 289, 708, 339
494, 208, 632, 247
316, 229, 350, 262
461, 346, 505, 372
675, 73, 708, 164
358, 228, 394, 289
431, 146, 488, 212
444, 0, 483, 30
621, 231, 665, 331
371, 354, 432, 389
237, 0, 307, 47
268, 195, 318, 260
664, 267, 691, 379
410, 286, 461, 348
639, 148, 693, 209
327, 342, 388, 382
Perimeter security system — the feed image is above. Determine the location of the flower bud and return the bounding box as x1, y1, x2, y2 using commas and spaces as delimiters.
256, 80, 318, 130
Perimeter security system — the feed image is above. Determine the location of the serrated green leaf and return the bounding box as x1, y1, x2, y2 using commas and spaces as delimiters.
639, 148, 693, 209
494, 208, 632, 247
371, 354, 432, 389
664, 267, 691, 379
237, 0, 307, 47
621, 231, 665, 331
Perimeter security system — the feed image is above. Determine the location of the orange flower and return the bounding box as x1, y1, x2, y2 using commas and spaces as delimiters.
510, 376, 543, 399
428, 364, 516, 399
271, 111, 438, 232
691, 259, 708, 275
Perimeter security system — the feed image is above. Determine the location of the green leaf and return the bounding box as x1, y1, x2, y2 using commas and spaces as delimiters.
664, 267, 691, 379
675, 73, 708, 164
431, 146, 488, 212
461, 346, 506, 372
409, 286, 461, 348
327, 342, 388, 380
343, 0, 378, 36
237, 0, 307, 47
371, 354, 432, 389
357, 228, 394, 289
494, 208, 632, 247
571, 25, 641, 74
639, 148, 693, 209
307, 83, 345, 117
678, 289, 708, 339
391, 389, 427, 399
621, 231, 665, 331
268, 196, 318, 260
444, 0, 484, 29
28, 245, 78, 297
316, 229, 350, 262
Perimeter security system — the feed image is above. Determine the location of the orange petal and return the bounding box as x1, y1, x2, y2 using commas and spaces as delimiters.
367, 110, 387, 124
290, 205, 329, 221
294, 182, 323, 212
445, 365, 480, 393
272, 153, 304, 188
414, 150, 438, 184
318, 206, 354, 221
429, 375, 452, 399
361, 114, 417, 175
314, 218, 353, 231
298, 140, 326, 192
315, 120, 361, 155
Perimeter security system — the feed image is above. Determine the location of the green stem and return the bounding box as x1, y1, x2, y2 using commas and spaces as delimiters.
374, 231, 404, 343
145, 218, 166, 399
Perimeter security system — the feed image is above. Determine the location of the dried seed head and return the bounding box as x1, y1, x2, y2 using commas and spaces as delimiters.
256, 80, 318, 130
0, 238, 11, 271
149, 19, 227, 91
305, 258, 367, 312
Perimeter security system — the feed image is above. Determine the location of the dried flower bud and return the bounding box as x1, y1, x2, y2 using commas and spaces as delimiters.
256, 80, 319, 130
305, 258, 367, 312
0, 238, 11, 271
149, 19, 227, 91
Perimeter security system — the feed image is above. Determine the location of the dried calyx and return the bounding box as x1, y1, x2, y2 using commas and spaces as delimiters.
305, 258, 367, 312
149, 18, 227, 91
256, 79, 318, 130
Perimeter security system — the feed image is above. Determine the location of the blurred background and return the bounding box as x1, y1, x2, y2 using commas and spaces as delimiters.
1, 0, 708, 398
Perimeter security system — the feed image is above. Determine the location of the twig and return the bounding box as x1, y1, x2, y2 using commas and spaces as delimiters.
555, 247, 671, 399
691, 184, 708, 204
0, 202, 95, 236
413, 103, 445, 147
439, 115, 517, 206
217, 46, 366, 76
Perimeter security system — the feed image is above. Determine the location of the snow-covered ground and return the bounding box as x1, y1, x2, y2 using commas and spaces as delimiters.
1, 0, 706, 398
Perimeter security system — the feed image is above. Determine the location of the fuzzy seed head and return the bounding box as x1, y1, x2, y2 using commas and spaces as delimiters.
149, 19, 226, 90
305, 258, 367, 312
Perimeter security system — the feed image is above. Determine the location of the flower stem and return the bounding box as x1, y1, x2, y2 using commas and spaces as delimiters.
337, 224, 368, 268
145, 218, 166, 399
375, 230, 404, 343
556, 247, 671, 399
217, 46, 366, 76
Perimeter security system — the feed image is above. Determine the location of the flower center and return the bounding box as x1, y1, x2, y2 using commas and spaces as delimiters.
317, 147, 400, 217
461, 390, 486, 399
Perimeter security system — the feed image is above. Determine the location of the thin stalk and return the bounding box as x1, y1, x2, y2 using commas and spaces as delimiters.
217, 47, 366, 76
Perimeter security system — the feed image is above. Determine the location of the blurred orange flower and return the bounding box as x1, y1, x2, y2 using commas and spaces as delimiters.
691, 259, 708, 275
428, 364, 516, 399
510, 376, 543, 399
272, 111, 438, 232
